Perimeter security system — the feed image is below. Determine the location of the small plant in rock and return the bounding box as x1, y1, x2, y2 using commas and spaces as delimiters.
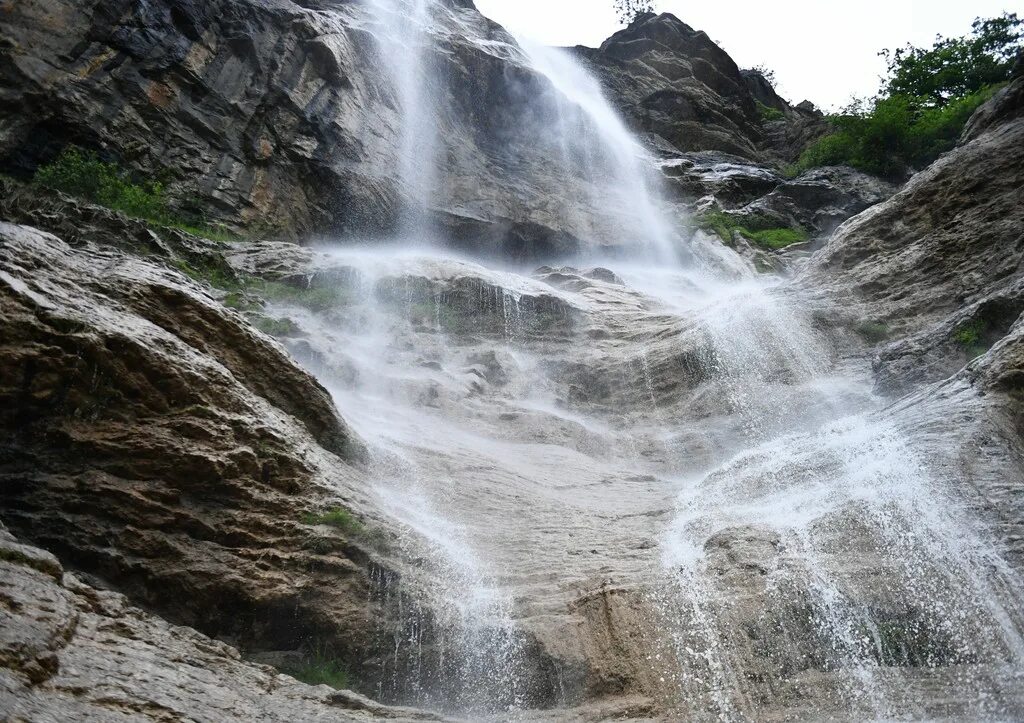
750, 64, 779, 87
36, 146, 168, 220
854, 320, 891, 343
303, 507, 364, 535
756, 100, 785, 122
281, 652, 350, 690
251, 315, 297, 337
34, 145, 237, 242
254, 281, 349, 312
613, 0, 655, 24
696, 211, 809, 251
953, 319, 989, 358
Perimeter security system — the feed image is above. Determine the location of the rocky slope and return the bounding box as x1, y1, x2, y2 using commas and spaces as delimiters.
802, 76, 1024, 395
576, 13, 827, 163
0, 1, 833, 253
0, 522, 444, 722
3, 2, 1024, 722
0, 210, 560, 712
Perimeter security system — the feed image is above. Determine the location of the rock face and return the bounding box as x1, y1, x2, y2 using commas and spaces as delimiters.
660, 153, 895, 239
0, 0, 575, 247
802, 76, 1024, 394
576, 13, 827, 163
0, 219, 370, 657
0, 1, 830, 254
0, 216, 520, 710
0, 522, 444, 722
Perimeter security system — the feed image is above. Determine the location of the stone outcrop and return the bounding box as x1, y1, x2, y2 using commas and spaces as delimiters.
660, 152, 895, 240
802, 76, 1024, 394
0, 1, 828, 254
0, 218, 469, 707
576, 13, 828, 163
0, 522, 445, 722
0, 0, 581, 247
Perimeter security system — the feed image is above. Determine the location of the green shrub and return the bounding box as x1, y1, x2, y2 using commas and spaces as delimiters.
881, 13, 1021, 105
756, 101, 785, 122
794, 87, 999, 177
34, 146, 236, 242
35, 146, 167, 220
793, 14, 1020, 178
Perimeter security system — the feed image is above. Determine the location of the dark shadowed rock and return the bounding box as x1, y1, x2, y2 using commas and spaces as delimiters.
0, 221, 411, 698
0, 523, 446, 722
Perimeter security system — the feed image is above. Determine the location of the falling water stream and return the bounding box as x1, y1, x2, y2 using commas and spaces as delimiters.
266, 0, 1024, 718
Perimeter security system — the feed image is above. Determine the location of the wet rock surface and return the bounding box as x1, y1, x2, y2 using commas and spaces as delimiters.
0, 220, 520, 712
0, 522, 446, 722
802, 76, 1024, 394
2, 3, 1024, 723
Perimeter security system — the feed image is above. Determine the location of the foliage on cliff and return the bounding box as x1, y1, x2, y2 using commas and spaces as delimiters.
33, 146, 234, 241
794, 13, 1022, 178
614, 0, 655, 24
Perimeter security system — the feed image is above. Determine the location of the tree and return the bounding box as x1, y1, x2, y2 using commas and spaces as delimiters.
614, 0, 655, 25
794, 13, 1020, 179
879, 12, 1023, 106
750, 64, 777, 88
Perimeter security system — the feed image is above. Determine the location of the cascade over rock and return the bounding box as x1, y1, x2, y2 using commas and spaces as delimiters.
2, 1, 1024, 721
0, 0, 841, 253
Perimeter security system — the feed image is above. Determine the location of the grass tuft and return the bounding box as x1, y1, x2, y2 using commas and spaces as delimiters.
302, 507, 363, 535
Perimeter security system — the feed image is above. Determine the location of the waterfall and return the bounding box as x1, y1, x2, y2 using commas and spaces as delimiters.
263, 1, 1024, 718
515, 38, 679, 265
361, 0, 440, 236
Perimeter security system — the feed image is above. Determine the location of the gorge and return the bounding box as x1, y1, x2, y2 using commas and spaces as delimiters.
2, 0, 1024, 721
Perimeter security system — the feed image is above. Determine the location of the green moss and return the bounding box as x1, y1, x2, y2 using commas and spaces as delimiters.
855, 320, 891, 343
254, 281, 349, 312
743, 227, 809, 249
696, 211, 809, 250
281, 655, 350, 690
172, 259, 239, 290
954, 319, 989, 358
303, 507, 363, 535
170, 221, 238, 243
756, 101, 785, 122
251, 315, 297, 337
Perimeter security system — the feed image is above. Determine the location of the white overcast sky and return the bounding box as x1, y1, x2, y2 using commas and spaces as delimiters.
474, 0, 1021, 110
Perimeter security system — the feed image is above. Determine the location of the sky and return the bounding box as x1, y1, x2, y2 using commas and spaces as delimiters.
473, 0, 1021, 110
